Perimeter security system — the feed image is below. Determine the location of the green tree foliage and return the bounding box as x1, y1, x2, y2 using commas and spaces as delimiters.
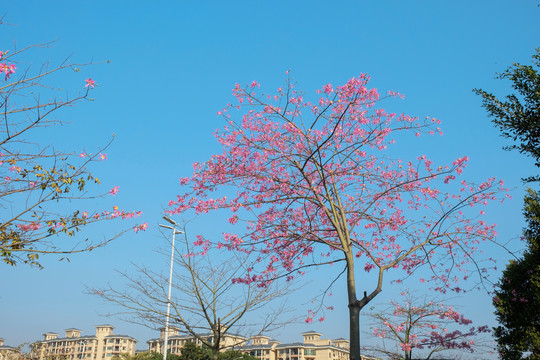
113, 352, 181, 360
139, 343, 256, 360
474, 48, 540, 183
493, 188, 540, 359
217, 350, 256, 360
177, 342, 211, 360
475, 48, 540, 359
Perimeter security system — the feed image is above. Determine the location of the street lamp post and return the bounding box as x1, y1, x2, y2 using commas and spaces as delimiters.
159, 216, 184, 360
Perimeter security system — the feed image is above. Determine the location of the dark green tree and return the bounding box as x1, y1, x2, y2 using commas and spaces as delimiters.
177, 342, 212, 360
475, 48, 540, 359
493, 189, 540, 359
474, 48, 540, 183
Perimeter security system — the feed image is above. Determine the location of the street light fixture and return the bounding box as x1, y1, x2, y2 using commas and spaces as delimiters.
159, 216, 184, 360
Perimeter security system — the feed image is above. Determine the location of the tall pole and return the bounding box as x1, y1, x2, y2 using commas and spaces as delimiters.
164, 227, 175, 360
159, 216, 183, 360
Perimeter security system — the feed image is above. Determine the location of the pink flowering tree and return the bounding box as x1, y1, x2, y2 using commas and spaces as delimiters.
169, 74, 506, 360
365, 292, 491, 360
0, 43, 145, 268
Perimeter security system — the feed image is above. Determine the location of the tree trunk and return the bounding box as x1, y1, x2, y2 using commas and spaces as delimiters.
349, 300, 361, 360
346, 252, 382, 360
346, 253, 361, 360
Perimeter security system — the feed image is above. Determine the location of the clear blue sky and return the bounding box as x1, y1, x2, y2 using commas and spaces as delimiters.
2, 1, 539, 357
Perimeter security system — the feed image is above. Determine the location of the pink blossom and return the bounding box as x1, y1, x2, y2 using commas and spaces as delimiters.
17, 222, 41, 231
85, 78, 96, 88
109, 186, 119, 196
323, 83, 333, 94
134, 223, 149, 232
1, 62, 16, 80
364, 263, 376, 272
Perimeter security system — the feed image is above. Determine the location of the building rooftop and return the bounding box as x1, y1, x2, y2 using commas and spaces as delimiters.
300, 331, 322, 335
39, 335, 98, 343
105, 335, 137, 341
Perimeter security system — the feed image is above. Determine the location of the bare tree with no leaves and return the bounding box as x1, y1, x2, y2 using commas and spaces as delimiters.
91, 226, 294, 360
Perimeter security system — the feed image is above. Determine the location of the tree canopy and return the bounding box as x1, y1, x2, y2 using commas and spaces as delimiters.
474, 48, 540, 183
493, 189, 540, 359
171, 75, 507, 360
475, 48, 540, 359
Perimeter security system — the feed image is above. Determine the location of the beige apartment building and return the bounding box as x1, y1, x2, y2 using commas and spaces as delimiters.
147, 327, 247, 355
32, 325, 137, 360
147, 329, 376, 360
241, 332, 351, 360
0, 339, 19, 360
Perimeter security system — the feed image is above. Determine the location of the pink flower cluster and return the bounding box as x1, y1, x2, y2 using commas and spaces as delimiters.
0, 50, 16, 80
134, 223, 148, 233
17, 222, 41, 232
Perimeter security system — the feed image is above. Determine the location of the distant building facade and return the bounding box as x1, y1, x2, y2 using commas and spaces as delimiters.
146, 328, 378, 360
32, 325, 136, 360
241, 331, 352, 360
0, 338, 19, 360
147, 327, 247, 355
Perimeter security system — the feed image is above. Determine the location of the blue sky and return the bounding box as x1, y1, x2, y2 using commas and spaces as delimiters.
2, 1, 539, 357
